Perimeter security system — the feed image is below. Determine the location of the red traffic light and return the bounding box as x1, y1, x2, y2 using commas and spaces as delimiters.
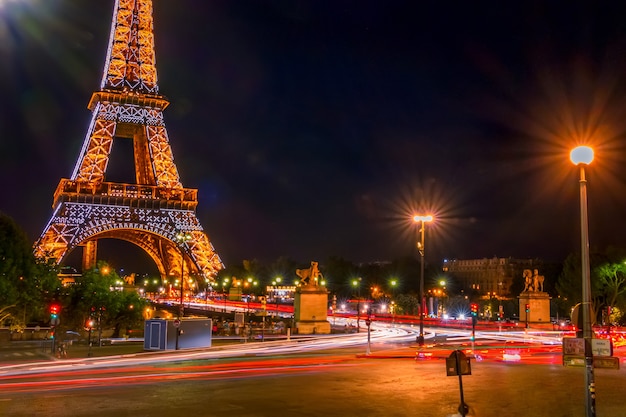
50, 304, 60, 314
470, 303, 478, 315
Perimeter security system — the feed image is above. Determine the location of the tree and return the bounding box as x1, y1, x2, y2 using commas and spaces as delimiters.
556, 251, 611, 325
322, 256, 359, 297
0, 212, 60, 327
63, 262, 147, 337
594, 261, 626, 322
395, 293, 419, 316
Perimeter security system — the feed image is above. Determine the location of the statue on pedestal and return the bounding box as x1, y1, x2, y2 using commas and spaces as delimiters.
294, 260, 330, 334
523, 269, 545, 292
296, 261, 323, 286
519, 269, 550, 324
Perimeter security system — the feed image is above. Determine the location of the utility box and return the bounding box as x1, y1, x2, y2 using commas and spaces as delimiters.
144, 318, 212, 351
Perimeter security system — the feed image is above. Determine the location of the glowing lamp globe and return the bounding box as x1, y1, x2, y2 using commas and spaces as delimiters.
570, 146, 594, 166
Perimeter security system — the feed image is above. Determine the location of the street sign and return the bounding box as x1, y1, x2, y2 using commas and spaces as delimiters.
593, 356, 620, 370
562, 337, 585, 355
563, 355, 620, 369
173, 319, 180, 328
446, 350, 471, 417
446, 351, 471, 376
592, 339, 612, 356
51, 317, 60, 326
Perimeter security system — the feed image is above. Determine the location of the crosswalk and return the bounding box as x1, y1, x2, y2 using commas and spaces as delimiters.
0, 350, 47, 361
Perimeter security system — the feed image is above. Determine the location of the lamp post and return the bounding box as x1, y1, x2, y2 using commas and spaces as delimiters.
272, 277, 282, 317
413, 214, 433, 346
438, 280, 446, 317
175, 231, 192, 350
570, 145, 596, 417
352, 278, 361, 332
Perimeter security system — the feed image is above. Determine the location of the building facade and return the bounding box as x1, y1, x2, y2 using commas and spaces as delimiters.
442, 257, 538, 299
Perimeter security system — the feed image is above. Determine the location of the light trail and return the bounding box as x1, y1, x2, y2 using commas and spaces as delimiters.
0, 320, 571, 379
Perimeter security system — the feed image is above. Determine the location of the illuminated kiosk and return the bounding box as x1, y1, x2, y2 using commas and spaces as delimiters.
294, 262, 331, 334
518, 269, 551, 324
144, 318, 212, 351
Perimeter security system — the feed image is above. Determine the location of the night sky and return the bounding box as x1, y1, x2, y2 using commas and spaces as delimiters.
2, 1, 626, 272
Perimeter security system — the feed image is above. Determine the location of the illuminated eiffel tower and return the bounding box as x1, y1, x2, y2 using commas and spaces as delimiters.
35, 0, 223, 284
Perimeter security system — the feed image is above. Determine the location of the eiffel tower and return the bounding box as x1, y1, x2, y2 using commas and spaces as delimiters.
35, 0, 223, 285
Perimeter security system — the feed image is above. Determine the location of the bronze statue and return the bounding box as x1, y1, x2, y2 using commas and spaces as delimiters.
296, 261, 323, 286
523, 269, 545, 292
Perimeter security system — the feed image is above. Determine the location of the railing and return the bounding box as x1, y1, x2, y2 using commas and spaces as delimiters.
52, 179, 198, 209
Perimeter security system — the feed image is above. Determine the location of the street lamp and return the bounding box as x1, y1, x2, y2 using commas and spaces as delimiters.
413, 214, 433, 346
175, 231, 192, 350
439, 280, 447, 317
352, 278, 361, 332
390, 279, 397, 298
273, 277, 282, 317
570, 146, 596, 417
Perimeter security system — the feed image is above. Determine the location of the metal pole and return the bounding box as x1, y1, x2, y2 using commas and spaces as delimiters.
366, 320, 371, 355
87, 327, 93, 357
97, 308, 102, 347
418, 220, 425, 346
176, 245, 184, 351
578, 165, 596, 417
356, 293, 360, 333
455, 351, 468, 417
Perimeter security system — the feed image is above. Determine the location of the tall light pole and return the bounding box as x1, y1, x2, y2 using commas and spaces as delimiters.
352, 278, 361, 332
273, 277, 282, 317
413, 214, 433, 346
175, 231, 192, 350
570, 145, 596, 417
390, 279, 397, 298
439, 279, 446, 318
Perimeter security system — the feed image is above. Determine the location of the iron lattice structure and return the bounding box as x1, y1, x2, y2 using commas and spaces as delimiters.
35, 0, 224, 284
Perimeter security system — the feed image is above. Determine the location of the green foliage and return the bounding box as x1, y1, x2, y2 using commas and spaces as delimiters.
395, 293, 419, 315
595, 262, 626, 306
594, 260, 626, 325
0, 212, 60, 326
556, 249, 626, 325
62, 262, 148, 337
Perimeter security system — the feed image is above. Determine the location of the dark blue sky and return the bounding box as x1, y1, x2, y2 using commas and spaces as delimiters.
2, 1, 626, 271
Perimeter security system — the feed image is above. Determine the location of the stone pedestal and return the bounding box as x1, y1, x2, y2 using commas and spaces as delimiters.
518, 292, 551, 324
294, 285, 330, 334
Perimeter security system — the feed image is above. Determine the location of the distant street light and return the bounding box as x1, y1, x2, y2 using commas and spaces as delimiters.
570, 145, 596, 417
439, 280, 447, 317
273, 277, 282, 316
352, 278, 362, 332
413, 214, 433, 346
175, 231, 192, 350
390, 279, 397, 299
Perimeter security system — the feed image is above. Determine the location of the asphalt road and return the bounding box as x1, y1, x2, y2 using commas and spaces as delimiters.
0, 345, 624, 417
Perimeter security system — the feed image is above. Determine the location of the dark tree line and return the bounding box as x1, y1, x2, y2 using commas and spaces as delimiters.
0, 213, 147, 338
0, 211, 59, 330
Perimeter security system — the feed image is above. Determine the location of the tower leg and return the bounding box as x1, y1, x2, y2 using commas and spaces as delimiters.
82, 240, 98, 271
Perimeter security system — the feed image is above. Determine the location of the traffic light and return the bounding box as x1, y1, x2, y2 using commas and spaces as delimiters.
525, 303, 530, 313
470, 303, 478, 316
260, 296, 267, 311
50, 304, 60, 318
